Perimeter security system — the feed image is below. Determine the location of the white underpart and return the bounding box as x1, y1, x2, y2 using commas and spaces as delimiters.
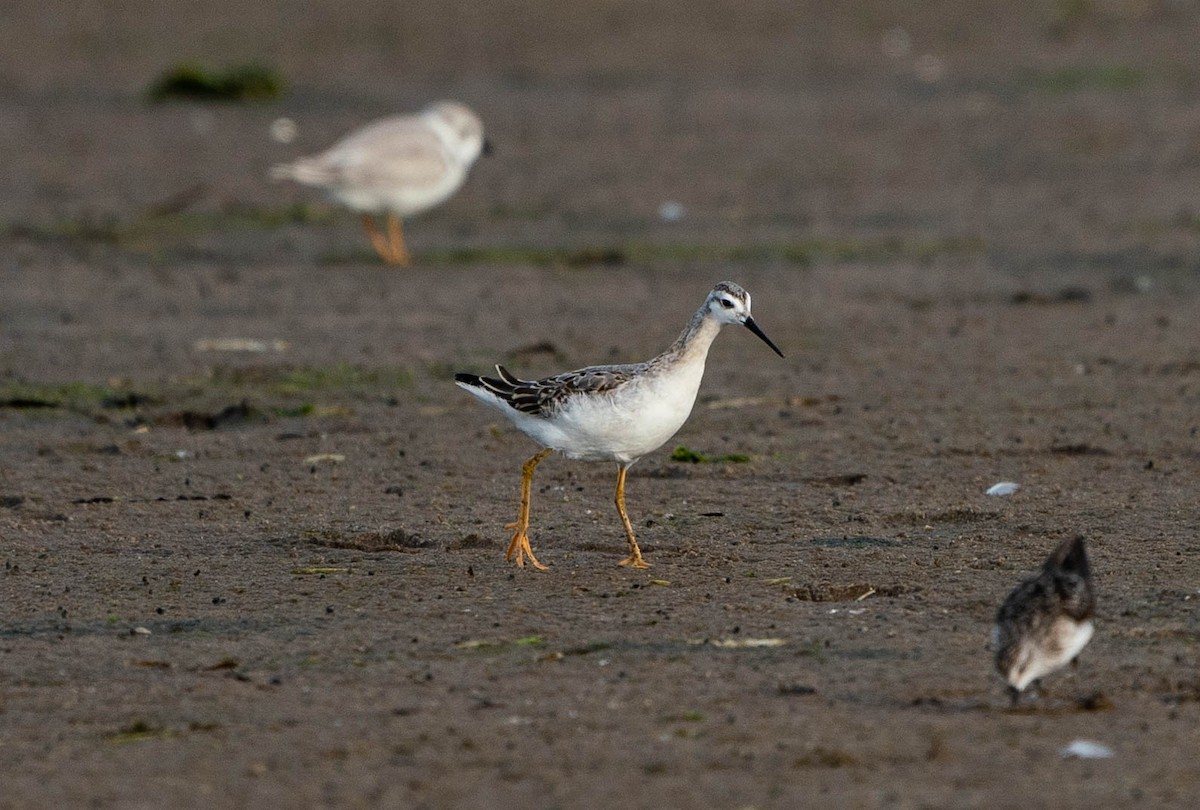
328, 156, 463, 216
1005, 618, 1095, 692
551, 360, 707, 463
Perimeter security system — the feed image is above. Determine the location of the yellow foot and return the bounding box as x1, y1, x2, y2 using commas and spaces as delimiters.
618, 553, 650, 569
504, 522, 548, 571
384, 249, 411, 267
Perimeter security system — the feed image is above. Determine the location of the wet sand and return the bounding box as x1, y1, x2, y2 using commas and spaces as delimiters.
2, 2, 1199, 807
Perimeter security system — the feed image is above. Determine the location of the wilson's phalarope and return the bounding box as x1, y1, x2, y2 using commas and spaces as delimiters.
993, 536, 1096, 705
455, 282, 784, 570
271, 101, 491, 265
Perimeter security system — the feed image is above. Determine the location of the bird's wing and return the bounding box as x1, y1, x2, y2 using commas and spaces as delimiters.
474, 364, 642, 417
321, 117, 451, 189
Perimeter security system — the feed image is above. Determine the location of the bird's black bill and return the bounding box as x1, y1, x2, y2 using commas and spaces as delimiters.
744, 317, 784, 358
481, 138, 495, 157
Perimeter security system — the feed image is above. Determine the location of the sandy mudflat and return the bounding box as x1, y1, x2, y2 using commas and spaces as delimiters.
2, 2, 1198, 807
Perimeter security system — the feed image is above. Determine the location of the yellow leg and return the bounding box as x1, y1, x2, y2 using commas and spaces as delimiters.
504, 449, 553, 570
361, 214, 392, 262
386, 213, 411, 266
614, 465, 650, 568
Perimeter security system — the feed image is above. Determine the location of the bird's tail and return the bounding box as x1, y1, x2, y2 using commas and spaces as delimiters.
455, 365, 523, 391
268, 158, 333, 186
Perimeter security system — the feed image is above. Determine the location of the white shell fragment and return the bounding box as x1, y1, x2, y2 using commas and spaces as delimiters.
688, 638, 786, 648
304, 454, 345, 464
658, 200, 686, 222
193, 338, 289, 353
986, 482, 1020, 497
270, 117, 298, 144
1061, 740, 1114, 759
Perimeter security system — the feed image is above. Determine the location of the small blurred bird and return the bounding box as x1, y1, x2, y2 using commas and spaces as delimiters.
271, 101, 490, 265
993, 535, 1096, 705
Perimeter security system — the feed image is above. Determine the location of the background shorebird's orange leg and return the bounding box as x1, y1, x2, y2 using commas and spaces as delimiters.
386, 213, 411, 266
614, 464, 650, 568
505, 449, 553, 570
361, 214, 393, 262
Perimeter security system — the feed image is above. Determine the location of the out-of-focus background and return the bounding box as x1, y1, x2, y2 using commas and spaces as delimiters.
7, 1, 1200, 262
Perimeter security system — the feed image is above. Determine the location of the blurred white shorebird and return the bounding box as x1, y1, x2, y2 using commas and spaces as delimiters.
993, 535, 1096, 705
270, 101, 489, 265
455, 282, 784, 571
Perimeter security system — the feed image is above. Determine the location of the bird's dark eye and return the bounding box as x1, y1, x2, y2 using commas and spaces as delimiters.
719, 298, 735, 309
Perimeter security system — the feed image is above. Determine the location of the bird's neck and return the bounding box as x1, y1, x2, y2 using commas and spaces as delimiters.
661, 308, 721, 365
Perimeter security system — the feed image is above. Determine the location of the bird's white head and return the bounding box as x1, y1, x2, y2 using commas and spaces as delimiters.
423, 101, 487, 166
707, 282, 754, 325
706, 281, 784, 357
